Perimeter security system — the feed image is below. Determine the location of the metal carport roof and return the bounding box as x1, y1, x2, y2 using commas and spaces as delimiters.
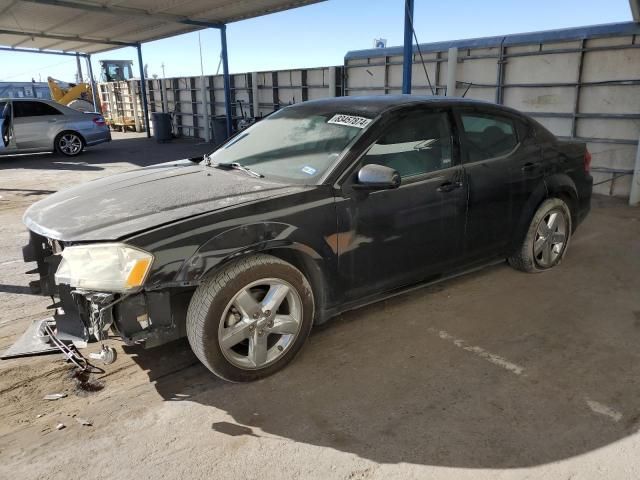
0, 0, 324, 53
0, 0, 324, 138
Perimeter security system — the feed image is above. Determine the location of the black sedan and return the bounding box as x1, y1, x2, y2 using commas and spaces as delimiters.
20, 96, 592, 382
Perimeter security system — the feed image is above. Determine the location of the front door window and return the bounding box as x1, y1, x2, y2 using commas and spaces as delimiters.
362, 111, 453, 179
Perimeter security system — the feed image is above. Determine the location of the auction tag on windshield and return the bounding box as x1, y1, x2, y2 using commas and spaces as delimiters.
327, 114, 371, 128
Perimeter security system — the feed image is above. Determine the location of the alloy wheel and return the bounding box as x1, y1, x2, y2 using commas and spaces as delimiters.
533, 209, 568, 268
59, 133, 82, 155
218, 278, 303, 370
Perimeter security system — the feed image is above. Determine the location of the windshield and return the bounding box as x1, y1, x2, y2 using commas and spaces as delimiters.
207, 108, 371, 183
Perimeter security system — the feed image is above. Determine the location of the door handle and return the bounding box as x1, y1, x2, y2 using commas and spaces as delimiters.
48, 119, 57, 123
521, 162, 539, 172
437, 181, 462, 193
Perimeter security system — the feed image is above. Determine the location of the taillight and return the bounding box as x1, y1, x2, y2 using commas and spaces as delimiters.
93, 116, 106, 127
584, 149, 592, 173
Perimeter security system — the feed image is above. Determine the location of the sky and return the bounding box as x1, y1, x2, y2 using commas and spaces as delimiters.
0, 0, 634, 83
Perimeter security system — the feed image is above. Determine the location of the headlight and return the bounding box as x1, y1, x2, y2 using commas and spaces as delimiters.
55, 243, 153, 293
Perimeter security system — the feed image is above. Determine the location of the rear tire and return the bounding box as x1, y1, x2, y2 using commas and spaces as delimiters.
508, 198, 572, 273
55, 131, 84, 157
186, 254, 314, 382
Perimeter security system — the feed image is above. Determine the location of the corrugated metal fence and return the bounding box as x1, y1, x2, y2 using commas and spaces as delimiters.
344, 22, 640, 197
98, 65, 342, 142
98, 22, 640, 198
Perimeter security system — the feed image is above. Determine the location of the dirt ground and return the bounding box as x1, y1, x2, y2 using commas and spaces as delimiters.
1, 133, 639, 480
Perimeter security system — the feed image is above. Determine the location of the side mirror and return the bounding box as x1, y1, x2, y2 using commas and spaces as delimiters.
354, 164, 401, 190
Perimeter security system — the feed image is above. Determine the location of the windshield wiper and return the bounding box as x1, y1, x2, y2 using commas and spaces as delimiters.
214, 162, 263, 178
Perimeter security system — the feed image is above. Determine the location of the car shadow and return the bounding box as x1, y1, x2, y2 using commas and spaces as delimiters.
0, 284, 33, 295
0, 187, 57, 196
125, 264, 640, 469
0, 134, 213, 171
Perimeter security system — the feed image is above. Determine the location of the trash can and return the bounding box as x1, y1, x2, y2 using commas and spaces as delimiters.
212, 116, 229, 146
151, 112, 172, 143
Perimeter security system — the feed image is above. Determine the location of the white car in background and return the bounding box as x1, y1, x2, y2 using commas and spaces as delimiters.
0, 98, 110, 157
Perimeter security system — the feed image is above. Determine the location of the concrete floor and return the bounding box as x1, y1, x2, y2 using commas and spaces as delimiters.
0, 133, 639, 480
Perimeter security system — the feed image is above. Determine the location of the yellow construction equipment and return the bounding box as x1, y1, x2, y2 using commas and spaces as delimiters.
98, 60, 137, 131
47, 60, 138, 129
47, 77, 95, 112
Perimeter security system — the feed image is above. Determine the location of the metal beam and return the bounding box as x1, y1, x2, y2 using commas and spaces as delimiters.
0, 0, 18, 16
85, 54, 98, 112
38, 40, 67, 50
11, 37, 34, 48
446, 47, 458, 96
136, 44, 151, 138
495, 37, 506, 104
61, 42, 94, 52
631, 0, 640, 22
220, 25, 233, 138
0, 28, 136, 47
75, 52, 83, 82
21, 0, 224, 29
402, 0, 414, 94
346, 22, 640, 61
630, 134, 640, 206
0, 45, 85, 57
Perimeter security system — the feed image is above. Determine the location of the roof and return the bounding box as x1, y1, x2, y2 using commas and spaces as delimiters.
284, 95, 494, 117
346, 21, 640, 60
0, 0, 324, 54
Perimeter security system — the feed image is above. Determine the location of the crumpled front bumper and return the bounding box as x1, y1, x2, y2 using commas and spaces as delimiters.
2, 230, 188, 360
22, 230, 90, 344
1, 231, 90, 359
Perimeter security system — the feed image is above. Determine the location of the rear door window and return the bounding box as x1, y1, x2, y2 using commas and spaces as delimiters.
13, 101, 61, 118
459, 113, 518, 162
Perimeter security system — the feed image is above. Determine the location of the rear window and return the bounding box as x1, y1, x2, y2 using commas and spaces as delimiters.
460, 113, 518, 161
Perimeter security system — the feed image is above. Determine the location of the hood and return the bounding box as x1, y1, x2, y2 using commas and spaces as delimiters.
24, 160, 303, 241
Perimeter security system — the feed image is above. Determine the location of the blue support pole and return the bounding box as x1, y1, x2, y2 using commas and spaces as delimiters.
136, 43, 151, 138
402, 0, 414, 94
220, 25, 233, 138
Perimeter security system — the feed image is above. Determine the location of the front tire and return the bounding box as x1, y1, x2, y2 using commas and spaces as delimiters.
55, 131, 84, 157
186, 254, 314, 382
508, 197, 572, 273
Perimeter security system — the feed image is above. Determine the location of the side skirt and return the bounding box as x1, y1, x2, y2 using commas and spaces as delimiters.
317, 257, 506, 324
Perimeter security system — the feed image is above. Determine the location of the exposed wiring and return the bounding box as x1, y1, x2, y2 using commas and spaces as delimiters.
43, 322, 103, 374
404, 2, 435, 95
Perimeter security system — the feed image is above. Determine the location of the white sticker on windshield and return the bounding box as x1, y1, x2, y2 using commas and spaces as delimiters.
301, 166, 317, 175
327, 114, 371, 129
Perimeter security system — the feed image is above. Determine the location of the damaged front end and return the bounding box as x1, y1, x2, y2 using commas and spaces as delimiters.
2, 230, 188, 360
